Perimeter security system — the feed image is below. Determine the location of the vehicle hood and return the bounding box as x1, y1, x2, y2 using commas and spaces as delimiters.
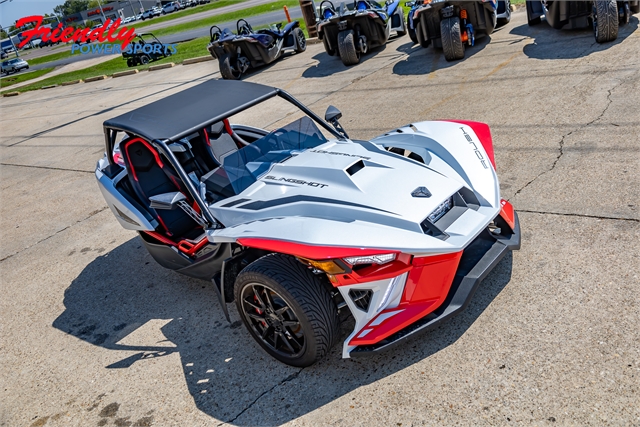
210, 137, 500, 253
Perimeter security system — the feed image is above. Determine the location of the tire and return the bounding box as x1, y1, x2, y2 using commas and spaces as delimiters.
408, 18, 418, 44
293, 27, 306, 53
139, 55, 150, 65
593, 0, 618, 43
498, 0, 511, 26
441, 16, 465, 61
219, 54, 241, 79
126, 58, 134, 67
416, 22, 430, 48
632, 1, 640, 14
337, 29, 360, 66
322, 35, 336, 56
527, 1, 541, 26
396, 10, 407, 36
234, 254, 340, 367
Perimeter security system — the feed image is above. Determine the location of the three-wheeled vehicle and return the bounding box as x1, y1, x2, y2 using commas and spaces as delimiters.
406, 0, 497, 61
95, 79, 520, 367
207, 19, 306, 80
317, 0, 407, 66
526, 0, 639, 43
122, 33, 172, 67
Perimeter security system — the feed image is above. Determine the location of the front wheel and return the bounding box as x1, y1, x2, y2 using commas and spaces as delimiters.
396, 10, 407, 36
441, 16, 465, 61
337, 29, 361, 66
234, 254, 340, 367
322, 35, 336, 56
293, 27, 306, 53
139, 55, 150, 65
219, 54, 241, 79
408, 20, 418, 44
593, 0, 619, 43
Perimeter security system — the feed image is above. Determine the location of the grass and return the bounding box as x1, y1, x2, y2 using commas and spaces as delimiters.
152, 0, 301, 38
0, 67, 55, 88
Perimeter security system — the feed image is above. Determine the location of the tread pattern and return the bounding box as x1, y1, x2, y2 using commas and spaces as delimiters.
441, 17, 465, 61
219, 54, 240, 80
594, 0, 619, 43
337, 29, 361, 66
235, 254, 340, 366
293, 28, 307, 53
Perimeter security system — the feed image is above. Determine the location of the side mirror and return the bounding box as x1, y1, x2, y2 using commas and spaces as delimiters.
149, 192, 186, 210
325, 105, 343, 122
325, 105, 349, 139
276, 22, 283, 29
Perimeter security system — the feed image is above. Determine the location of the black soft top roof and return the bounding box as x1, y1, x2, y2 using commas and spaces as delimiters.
103, 79, 278, 142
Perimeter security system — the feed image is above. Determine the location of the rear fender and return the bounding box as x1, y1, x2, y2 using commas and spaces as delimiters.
282, 20, 300, 35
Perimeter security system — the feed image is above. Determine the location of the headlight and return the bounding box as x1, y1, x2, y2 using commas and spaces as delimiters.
344, 253, 396, 266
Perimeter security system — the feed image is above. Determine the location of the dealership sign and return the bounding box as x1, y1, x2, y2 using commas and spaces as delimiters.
15, 16, 136, 48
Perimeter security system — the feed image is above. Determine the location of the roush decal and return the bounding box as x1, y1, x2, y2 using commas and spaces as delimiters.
460, 127, 489, 169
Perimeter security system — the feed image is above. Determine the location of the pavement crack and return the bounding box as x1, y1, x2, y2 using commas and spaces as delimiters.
518, 209, 639, 223
511, 80, 618, 199
0, 163, 92, 174
220, 368, 304, 425
0, 207, 108, 262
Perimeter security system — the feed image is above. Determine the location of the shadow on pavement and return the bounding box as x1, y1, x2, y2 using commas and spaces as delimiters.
510, 16, 639, 60
392, 35, 491, 76
302, 43, 390, 78
53, 236, 514, 425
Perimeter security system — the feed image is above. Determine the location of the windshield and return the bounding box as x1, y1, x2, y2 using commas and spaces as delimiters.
223, 117, 328, 194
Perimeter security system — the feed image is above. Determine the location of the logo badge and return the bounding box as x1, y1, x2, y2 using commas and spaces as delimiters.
411, 187, 432, 198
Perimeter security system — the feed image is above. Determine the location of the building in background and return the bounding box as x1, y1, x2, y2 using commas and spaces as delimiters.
62, 0, 160, 26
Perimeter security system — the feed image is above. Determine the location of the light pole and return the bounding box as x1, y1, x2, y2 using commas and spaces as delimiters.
96, 0, 107, 22
0, 24, 20, 58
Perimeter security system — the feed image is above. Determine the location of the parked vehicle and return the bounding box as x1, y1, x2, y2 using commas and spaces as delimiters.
207, 19, 306, 79
0, 51, 7, 59
526, 0, 639, 43
1, 57, 29, 74
318, 0, 407, 65
122, 33, 172, 66
496, 0, 511, 26
141, 7, 162, 19
162, 1, 182, 13
405, 0, 497, 61
95, 79, 521, 367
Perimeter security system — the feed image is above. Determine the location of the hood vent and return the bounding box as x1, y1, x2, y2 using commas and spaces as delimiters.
346, 160, 365, 176
420, 189, 478, 240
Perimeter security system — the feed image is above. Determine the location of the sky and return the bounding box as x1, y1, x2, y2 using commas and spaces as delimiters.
0, 0, 63, 28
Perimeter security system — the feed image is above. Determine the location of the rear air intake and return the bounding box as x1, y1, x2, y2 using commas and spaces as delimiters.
349, 289, 373, 312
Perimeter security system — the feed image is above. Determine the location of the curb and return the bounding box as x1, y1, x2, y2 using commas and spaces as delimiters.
2, 91, 19, 97
149, 63, 175, 71
85, 75, 107, 82
306, 37, 322, 45
41, 85, 57, 89
61, 79, 83, 86
112, 69, 139, 78
510, 4, 517, 11
183, 56, 214, 65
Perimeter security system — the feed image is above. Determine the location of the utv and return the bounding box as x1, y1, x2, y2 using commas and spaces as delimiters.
122, 33, 172, 67
406, 0, 497, 61
317, 0, 407, 66
526, 0, 639, 43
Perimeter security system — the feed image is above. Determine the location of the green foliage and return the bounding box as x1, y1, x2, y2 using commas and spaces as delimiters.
0, 68, 55, 89
54, 0, 91, 17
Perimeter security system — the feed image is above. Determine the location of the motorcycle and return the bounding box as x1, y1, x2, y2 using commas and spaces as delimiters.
207, 19, 307, 80
405, 0, 497, 61
317, 0, 407, 66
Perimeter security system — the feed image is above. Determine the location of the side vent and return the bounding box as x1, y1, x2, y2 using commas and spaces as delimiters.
346, 160, 365, 176
349, 289, 373, 312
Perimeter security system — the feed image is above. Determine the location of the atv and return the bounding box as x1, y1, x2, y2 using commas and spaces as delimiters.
526, 0, 639, 43
122, 33, 172, 67
317, 0, 407, 66
96, 79, 520, 367
405, 0, 497, 61
207, 19, 306, 80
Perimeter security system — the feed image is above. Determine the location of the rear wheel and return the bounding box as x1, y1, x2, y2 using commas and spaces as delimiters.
337, 29, 361, 66
293, 27, 307, 53
126, 58, 134, 67
219, 54, 241, 79
593, 0, 619, 43
441, 16, 465, 61
234, 254, 340, 367
631, 1, 640, 14
139, 55, 150, 65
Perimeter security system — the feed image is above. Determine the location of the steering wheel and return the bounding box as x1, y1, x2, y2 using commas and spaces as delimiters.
236, 19, 253, 36
319, 0, 336, 18
209, 25, 222, 42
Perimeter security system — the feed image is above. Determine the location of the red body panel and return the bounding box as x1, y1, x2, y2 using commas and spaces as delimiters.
499, 199, 516, 231
237, 237, 399, 260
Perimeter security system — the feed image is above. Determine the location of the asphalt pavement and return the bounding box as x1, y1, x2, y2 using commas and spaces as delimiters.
1, 10, 639, 427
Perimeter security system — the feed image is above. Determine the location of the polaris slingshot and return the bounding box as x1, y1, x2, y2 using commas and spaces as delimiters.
207, 19, 306, 80
405, 0, 497, 61
317, 0, 407, 65
526, 0, 638, 43
96, 80, 520, 367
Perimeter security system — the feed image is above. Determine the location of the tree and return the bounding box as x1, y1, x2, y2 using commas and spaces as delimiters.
53, 0, 91, 17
